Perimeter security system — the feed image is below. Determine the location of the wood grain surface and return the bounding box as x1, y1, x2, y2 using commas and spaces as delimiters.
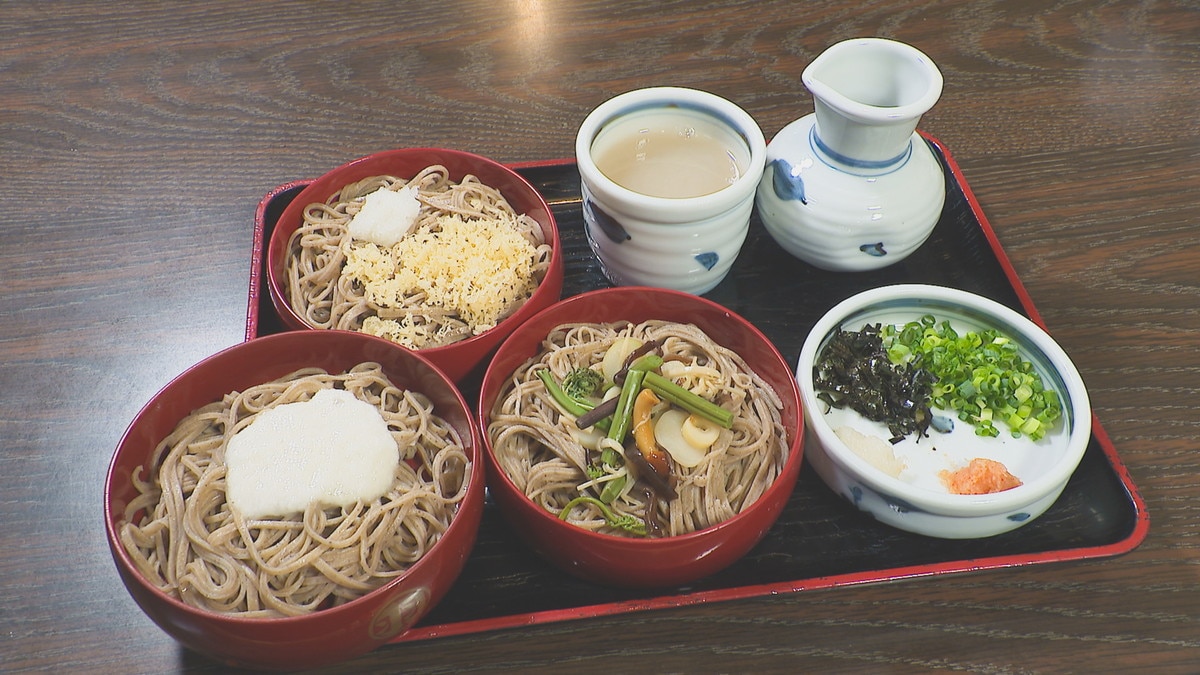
2, 1, 1197, 673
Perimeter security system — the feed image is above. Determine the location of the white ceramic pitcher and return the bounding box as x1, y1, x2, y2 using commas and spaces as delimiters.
756, 38, 946, 271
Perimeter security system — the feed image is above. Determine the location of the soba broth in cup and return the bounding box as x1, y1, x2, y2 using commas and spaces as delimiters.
591, 107, 750, 198
576, 87, 766, 295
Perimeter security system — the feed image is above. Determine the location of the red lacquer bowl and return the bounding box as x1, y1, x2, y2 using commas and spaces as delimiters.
266, 147, 563, 383
104, 330, 485, 670
478, 287, 804, 589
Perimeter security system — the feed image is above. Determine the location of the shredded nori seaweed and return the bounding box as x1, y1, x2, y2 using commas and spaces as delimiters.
813, 323, 938, 443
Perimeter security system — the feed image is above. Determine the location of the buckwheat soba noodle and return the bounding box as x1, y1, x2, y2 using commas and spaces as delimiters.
284, 165, 553, 350
488, 320, 788, 538
117, 362, 470, 617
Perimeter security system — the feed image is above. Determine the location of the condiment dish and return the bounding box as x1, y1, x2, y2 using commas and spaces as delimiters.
796, 284, 1091, 538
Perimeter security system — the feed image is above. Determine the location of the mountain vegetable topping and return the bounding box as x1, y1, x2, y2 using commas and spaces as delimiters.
537, 338, 737, 536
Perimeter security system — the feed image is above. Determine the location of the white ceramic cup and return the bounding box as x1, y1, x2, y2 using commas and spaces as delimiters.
575, 87, 767, 295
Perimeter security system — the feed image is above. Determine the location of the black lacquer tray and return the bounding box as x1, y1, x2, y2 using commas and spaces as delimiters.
246, 136, 1148, 642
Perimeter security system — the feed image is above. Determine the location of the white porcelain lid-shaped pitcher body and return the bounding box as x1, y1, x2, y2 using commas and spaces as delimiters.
757, 38, 947, 271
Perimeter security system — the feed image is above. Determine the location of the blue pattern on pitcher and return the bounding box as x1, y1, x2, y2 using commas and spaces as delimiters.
754, 38, 946, 272
770, 158, 807, 203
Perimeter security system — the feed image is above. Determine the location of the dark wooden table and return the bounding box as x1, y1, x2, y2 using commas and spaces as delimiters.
4, 2, 1198, 673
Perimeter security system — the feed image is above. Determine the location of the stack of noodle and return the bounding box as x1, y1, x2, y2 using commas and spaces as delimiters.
488, 320, 788, 538
284, 164, 553, 348
118, 362, 469, 617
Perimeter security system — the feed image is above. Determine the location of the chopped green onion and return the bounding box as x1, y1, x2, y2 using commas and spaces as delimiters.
881, 317, 1061, 441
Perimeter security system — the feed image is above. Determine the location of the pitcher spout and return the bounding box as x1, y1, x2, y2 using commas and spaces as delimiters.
803, 38, 943, 164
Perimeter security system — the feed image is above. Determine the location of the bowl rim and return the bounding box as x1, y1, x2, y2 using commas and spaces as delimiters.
263, 146, 563, 361
478, 286, 805, 550
796, 283, 1092, 516
103, 329, 486, 628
